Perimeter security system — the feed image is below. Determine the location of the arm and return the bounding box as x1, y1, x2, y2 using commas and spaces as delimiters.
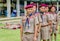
38, 23, 41, 33
47, 14, 52, 32
34, 24, 39, 41
48, 20, 52, 32
56, 14, 58, 30
56, 21, 58, 30
38, 14, 42, 33
20, 25, 23, 39
20, 17, 25, 41
34, 16, 39, 41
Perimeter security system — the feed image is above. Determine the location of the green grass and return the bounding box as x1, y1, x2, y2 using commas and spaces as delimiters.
57, 34, 60, 41
0, 29, 20, 41
0, 29, 60, 41
0, 23, 21, 41
0, 25, 60, 41
0, 23, 5, 26
51, 34, 60, 41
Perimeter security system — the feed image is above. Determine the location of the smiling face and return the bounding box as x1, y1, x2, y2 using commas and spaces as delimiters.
33, 6, 36, 12
50, 7, 56, 12
40, 6, 45, 12
26, 8, 33, 15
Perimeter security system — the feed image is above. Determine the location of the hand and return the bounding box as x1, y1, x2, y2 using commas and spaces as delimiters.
37, 29, 40, 33
49, 29, 52, 32
56, 28, 58, 30
33, 37, 37, 41
56, 25, 58, 30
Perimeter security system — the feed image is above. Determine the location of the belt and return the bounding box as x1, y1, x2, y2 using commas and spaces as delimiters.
41, 25, 49, 27
24, 32, 34, 34
53, 23, 56, 25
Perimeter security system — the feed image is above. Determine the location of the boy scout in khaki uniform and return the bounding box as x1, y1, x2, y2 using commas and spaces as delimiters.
50, 6, 58, 41
45, 5, 52, 41
30, 2, 42, 41
39, 4, 52, 41
20, 4, 39, 41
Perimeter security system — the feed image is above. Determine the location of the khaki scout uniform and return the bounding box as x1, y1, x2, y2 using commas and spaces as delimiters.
50, 13, 58, 34
35, 12, 42, 41
39, 12, 52, 40
21, 15, 39, 41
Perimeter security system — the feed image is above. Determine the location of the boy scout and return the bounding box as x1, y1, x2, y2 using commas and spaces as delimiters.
30, 2, 37, 14
39, 4, 52, 41
50, 6, 58, 41
45, 4, 52, 41
30, 2, 42, 41
20, 4, 39, 41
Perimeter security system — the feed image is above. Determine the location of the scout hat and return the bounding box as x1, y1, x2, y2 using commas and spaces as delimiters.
39, 4, 48, 8
25, 4, 33, 9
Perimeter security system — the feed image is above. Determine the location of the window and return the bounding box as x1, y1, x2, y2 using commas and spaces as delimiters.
0, 0, 7, 18
11, 0, 17, 17
20, 1, 24, 16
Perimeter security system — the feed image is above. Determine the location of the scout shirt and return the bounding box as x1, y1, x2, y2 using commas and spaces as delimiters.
34, 12, 42, 23
21, 14, 39, 33
39, 12, 52, 39
50, 12, 58, 25
34, 12, 42, 41
49, 12, 58, 34
40, 12, 48, 26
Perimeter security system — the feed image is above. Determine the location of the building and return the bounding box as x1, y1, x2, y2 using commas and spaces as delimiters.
20, 0, 60, 15
0, 0, 60, 18
0, 0, 20, 18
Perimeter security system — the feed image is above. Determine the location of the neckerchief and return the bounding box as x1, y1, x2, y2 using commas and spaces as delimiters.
40, 12, 44, 22
25, 13, 32, 29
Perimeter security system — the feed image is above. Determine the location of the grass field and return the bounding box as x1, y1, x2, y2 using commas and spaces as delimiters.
0, 29, 20, 41
0, 29, 60, 41
0, 23, 60, 41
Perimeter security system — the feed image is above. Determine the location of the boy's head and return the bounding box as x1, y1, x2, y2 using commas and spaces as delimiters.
39, 4, 47, 12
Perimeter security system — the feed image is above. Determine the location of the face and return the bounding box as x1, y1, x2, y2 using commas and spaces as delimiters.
40, 6, 45, 12
51, 7, 56, 12
26, 8, 33, 15
33, 6, 36, 12
45, 7, 49, 12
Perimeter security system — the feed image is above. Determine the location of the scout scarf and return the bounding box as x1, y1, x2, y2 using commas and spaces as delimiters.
25, 13, 32, 29
40, 12, 44, 23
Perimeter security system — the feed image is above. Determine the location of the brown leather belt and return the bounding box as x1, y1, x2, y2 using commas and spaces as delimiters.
24, 32, 34, 34
53, 23, 56, 25
41, 25, 49, 27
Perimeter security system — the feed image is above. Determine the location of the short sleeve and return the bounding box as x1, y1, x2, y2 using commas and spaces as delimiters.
35, 16, 39, 25
20, 16, 26, 26
38, 14, 42, 23
47, 14, 52, 21
56, 14, 59, 22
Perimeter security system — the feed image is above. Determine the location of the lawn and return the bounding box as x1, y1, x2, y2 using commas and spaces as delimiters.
0, 23, 21, 41
56, 34, 60, 41
0, 24, 60, 41
0, 29, 20, 41
0, 29, 60, 41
